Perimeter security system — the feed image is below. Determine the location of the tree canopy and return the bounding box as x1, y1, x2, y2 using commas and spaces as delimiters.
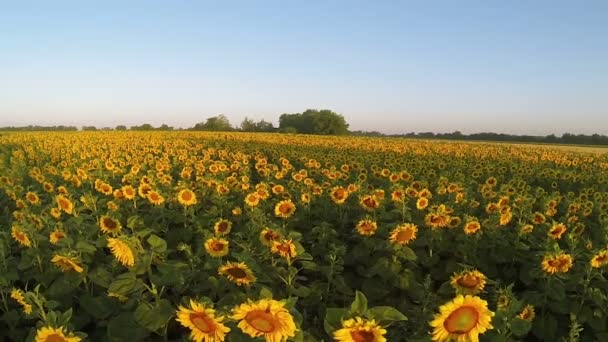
191, 115, 233, 131
278, 109, 349, 135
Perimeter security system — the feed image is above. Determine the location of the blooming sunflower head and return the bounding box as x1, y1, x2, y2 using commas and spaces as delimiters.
34, 326, 81, 342
430, 295, 494, 342
463, 221, 481, 235
56, 195, 74, 214
271, 239, 298, 260
360, 195, 380, 211
330, 186, 349, 204
99, 215, 122, 235
177, 189, 198, 207
232, 299, 297, 341
147, 191, 165, 206
590, 250, 608, 268
244, 193, 260, 207
542, 252, 574, 274
389, 223, 418, 245
274, 200, 296, 219
548, 223, 567, 240
204, 237, 230, 258
356, 219, 378, 236
518, 304, 535, 322
259, 228, 281, 247
214, 219, 233, 235
450, 270, 487, 295
218, 261, 256, 286
333, 316, 387, 342
11, 226, 32, 247
176, 300, 230, 342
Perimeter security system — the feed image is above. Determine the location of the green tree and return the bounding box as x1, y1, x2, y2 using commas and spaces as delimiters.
192, 115, 233, 131
278, 109, 348, 135
115, 125, 128, 131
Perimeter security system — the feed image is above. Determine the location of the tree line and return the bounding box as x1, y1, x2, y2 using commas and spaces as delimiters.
1, 110, 608, 146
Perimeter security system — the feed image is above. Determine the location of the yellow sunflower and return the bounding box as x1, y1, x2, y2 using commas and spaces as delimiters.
214, 219, 233, 235
330, 186, 349, 205
430, 295, 494, 342
274, 200, 296, 219
463, 221, 481, 235
389, 223, 418, 245
244, 193, 260, 207
360, 195, 380, 211
542, 253, 573, 274
11, 226, 32, 247
204, 237, 230, 258
99, 215, 122, 235
260, 228, 281, 247
232, 299, 297, 342
107, 238, 135, 267
416, 197, 429, 210
590, 250, 608, 268
35, 326, 81, 342
519, 224, 534, 235
271, 239, 298, 260
121, 185, 137, 200
56, 195, 74, 214
218, 261, 256, 286
333, 316, 387, 342
49, 230, 67, 244
10, 288, 33, 314
425, 212, 450, 230
176, 300, 230, 342
51, 255, 84, 273
450, 270, 487, 295
147, 191, 165, 206
518, 304, 535, 322
356, 219, 378, 236
26, 191, 40, 205
548, 223, 567, 240
178, 189, 198, 207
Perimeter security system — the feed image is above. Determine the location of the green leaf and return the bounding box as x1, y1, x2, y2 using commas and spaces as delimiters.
134, 299, 174, 332
397, 246, 417, 261
127, 215, 144, 230
324, 308, 348, 335
107, 273, 142, 296
511, 318, 532, 337
79, 295, 115, 320
75, 241, 97, 254
546, 279, 565, 301
367, 306, 407, 322
88, 267, 112, 288
350, 290, 368, 315
260, 287, 273, 299
147, 234, 167, 254
107, 312, 149, 341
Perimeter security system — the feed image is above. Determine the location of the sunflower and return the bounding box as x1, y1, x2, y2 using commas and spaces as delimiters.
107, 238, 135, 267
531, 212, 546, 225
499, 209, 512, 226
463, 221, 481, 235
50, 207, 62, 219
548, 223, 567, 240
425, 213, 450, 230
11, 226, 31, 247
274, 200, 296, 219
214, 219, 233, 235
590, 250, 608, 268
178, 189, 198, 207
518, 304, 535, 322
356, 219, 378, 236
232, 299, 297, 341
99, 183, 113, 196
10, 288, 33, 314
330, 186, 349, 204
333, 316, 387, 342
121, 185, 137, 200
244, 193, 260, 207
35, 326, 81, 342
99, 215, 122, 235
450, 270, 487, 295
496, 294, 509, 310
218, 262, 256, 286
204, 238, 230, 258
430, 295, 494, 342
26, 191, 40, 205
51, 255, 84, 273
49, 230, 67, 244
260, 228, 281, 247
147, 191, 165, 206
176, 300, 230, 342
542, 253, 573, 274
389, 223, 418, 245
519, 224, 534, 235
360, 195, 380, 211
391, 189, 405, 202
56, 195, 74, 214
232, 207, 243, 216
271, 239, 298, 260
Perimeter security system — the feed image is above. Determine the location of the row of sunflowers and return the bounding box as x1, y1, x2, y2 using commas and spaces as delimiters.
1, 131, 608, 341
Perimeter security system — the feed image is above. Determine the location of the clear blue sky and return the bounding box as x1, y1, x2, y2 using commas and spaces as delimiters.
1, 1, 607, 135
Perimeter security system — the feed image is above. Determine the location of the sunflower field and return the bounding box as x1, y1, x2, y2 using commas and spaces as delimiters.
1, 131, 608, 342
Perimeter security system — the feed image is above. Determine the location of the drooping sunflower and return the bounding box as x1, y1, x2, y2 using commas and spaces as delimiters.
34, 326, 81, 342
429, 295, 494, 342
548, 223, 567, 240
204, 237, 230, 258
232, 299, 297, 342
49, 230, 67, 244
56, 195, 74, 214
518, 304, 535, 322
259, 228, 281, 247
178, 189, 198, 207
450, 270, 487, 295
274, 200, 296, 219
356, 219, 378, 236
271, 239, 298, 260
389, 223, 418, 245
218, 261, 256, 286
176, 300, 230, 342
360, 195, 380, 211
51, 255, 84, 273
99, 215, 122, 235
333, 316, 387, 342
107, 238, 135, 267
10, 288, 33, 314
590, 250, 608, 268
11, 226, 31, 247
214, 219, 233, 235
541, 252, 573, 274
463, 221, 481, 235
